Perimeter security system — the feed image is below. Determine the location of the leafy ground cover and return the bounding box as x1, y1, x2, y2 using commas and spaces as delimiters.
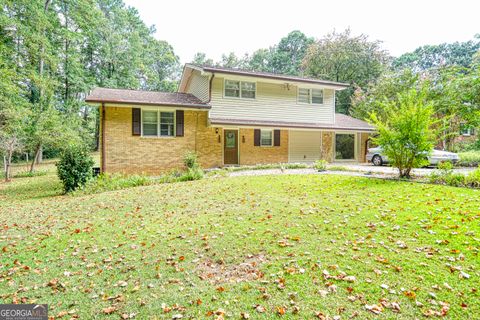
0, 171, 478, 319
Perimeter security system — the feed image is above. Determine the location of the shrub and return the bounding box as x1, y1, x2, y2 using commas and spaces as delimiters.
56, 145, 94, 192
370, 89, 435, 178
179, 167, 204, 181
437, 161, 453, 172
76, 173, 152, 194
282, 163, 309, 169
314, 160, 328, 171
458, 151, 480, 167
180, 151, 203, 181
444, 173, 466, 187
465, 168, 480, 188
184, 152, 199, 169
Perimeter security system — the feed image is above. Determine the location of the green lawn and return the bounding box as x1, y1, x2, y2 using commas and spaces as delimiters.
0, 171, 478, 319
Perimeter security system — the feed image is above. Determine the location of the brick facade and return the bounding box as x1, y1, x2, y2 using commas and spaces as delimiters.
238, 129, 289, 165
102, 106, 222, 175
101, 106, 371, 174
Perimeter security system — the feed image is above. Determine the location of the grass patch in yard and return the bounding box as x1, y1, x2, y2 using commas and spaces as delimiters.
0, 173, 479, 319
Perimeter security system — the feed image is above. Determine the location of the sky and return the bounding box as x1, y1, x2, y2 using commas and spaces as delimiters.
124, 0, 479, 64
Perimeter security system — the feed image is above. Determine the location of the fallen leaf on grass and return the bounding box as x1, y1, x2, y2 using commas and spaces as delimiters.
102, 306, 116, 314
365, 304, 383, 314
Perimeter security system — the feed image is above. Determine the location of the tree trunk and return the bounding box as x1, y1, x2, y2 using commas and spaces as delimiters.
5, 152, 13, 182
30, 144, 41, 173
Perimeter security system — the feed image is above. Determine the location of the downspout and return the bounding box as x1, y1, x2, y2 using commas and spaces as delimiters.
101, 103, 106, 173
207, 72, 215, 103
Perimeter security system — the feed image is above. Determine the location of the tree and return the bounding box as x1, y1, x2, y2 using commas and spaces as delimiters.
143, 39, 180, 92
244, 48, 273, 72
1, 0, 182, 167
303, 28, 390, 114
1, 135, 23, 182
271, 30, 314, 75
351, 66, 480, 151
191, 52, 214, 66
350, 69, 420, 121
370, 89, 435, 178
393, 37, 480, 71
216, 52, 246, 69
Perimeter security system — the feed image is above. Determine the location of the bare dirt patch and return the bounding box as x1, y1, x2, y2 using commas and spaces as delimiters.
197, 254, 267, 284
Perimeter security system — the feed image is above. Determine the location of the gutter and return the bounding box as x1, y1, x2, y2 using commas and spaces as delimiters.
207, 72, 215, 103
85, 100, 211, 109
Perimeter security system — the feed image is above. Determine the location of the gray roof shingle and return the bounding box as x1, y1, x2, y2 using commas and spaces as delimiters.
210, 113, 374, 131
187, 64, 349, 89
85, 87, 211, 109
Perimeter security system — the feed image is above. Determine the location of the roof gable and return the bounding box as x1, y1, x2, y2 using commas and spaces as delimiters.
85, 87, 211, 109
180, 64, 349, 91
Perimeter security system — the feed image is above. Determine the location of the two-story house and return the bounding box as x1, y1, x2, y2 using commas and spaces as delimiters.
85, 64, 374, 174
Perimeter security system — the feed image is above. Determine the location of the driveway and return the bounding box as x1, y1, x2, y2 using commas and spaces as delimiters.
226, 163, 475, 179
333, 163, 475, 177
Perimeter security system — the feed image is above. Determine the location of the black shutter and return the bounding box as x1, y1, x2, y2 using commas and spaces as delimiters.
274, 129, 281, 146
132, 108, 141, 136
176, 110, 184, 137
254, 129, 260, 146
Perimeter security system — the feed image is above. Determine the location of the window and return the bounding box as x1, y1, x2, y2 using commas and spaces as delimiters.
335, 134, 355, 160
142, 110, 175, 137
241, 81, 256, 98
312, 89, 324, 104
224, 80, 256, 99
160, 112, 174, 136
260, 129, 273, 146
142, 110, 158, 136
225, 80, 240, 98
298, 88, 310, 103
460, 123, 474, 136
298, 88, 324, 104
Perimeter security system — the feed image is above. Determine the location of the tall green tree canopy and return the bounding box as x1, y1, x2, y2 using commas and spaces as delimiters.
302, 29, 390, 114
0, 0, 180, 170
393, 37, 480, 71
351, 65, 480, 150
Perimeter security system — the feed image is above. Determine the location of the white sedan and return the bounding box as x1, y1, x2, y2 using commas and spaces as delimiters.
366, 147, 459, 166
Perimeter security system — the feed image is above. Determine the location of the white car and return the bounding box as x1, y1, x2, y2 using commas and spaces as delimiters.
366, 147, 459, 166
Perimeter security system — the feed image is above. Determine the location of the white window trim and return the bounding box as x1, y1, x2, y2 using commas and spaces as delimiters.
333, 132, 357, 161
140, 108, 176, 138
260, 129, 274, 147
297, 87, 324, 105
223, 79, 257, 100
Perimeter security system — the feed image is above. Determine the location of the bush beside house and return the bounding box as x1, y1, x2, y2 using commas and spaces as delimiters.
57, 145, 94, 192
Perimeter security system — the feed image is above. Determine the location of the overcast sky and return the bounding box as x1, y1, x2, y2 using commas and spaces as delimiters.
124, 0, 479, 64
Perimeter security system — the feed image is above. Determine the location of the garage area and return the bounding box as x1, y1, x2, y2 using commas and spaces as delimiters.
288, 130, 322, 163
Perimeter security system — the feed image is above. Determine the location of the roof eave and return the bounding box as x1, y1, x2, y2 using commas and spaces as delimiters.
209, 118, 374, 131
85, 99, 211, 109
200, 67, 349, 89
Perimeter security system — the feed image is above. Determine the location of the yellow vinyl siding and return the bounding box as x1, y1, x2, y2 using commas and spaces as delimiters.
210, 77, 335, 124
185, 70, 210, 102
